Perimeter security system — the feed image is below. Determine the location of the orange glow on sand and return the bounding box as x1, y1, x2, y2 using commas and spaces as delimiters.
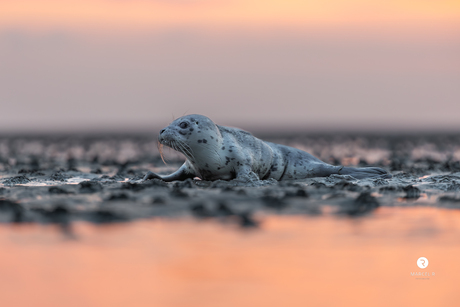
1, 207, 460, 307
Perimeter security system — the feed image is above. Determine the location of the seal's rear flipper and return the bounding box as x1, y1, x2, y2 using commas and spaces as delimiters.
339, 166, 392, 179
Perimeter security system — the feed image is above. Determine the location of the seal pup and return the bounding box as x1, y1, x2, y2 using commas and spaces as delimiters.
144, 114, 391, 182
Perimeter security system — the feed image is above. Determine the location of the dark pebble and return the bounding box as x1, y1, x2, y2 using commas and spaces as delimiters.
341, 192, 379, 216
190, 204, 214, 217
438, 196, 460, 203
311, 182, 328, 189
144, 178, 168, 187
446, 182, 460, 191
3, 175, 30, 185
236, 189, 247, 195
48, 186, 72, 194
237, 211, 259, 228
34, 205, 70, 225
79, 181, 103, 193
121, 182, 146, 192
334, 181, 362, 191
0, 199, 25, 223
403, 185, 421, 199
215, 202, 234, 216
173, 178, 196, 189
89, 210, 127, 223
0, 199, 23, 212
170, 187, 188, 198
152, 196, 167, 205
109, 173, 126, 181
18, 169, 39, 174
262, 195, 288, 209
49, 172, 70, 182
379, 186, 403, 193
285, 188, 309, 198
106, 193, 130, 201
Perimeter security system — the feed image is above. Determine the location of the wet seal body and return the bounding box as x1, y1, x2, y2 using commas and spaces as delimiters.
144, 114, 391, 182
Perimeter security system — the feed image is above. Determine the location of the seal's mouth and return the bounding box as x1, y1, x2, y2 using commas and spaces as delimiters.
157, 137, 194, 162
157, 138, 180, 166
158, 137, 177, 151
157, 132, 176, 165
158, 133, 175, 149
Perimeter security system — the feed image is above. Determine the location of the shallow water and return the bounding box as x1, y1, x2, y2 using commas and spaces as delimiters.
1, 206, 459, 307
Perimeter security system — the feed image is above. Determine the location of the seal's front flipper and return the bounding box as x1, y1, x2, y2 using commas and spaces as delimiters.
143, 163, 196, 182
339, 166, 392, 179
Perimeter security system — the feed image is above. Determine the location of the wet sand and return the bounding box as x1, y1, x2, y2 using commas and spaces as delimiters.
1, 133, 460, 306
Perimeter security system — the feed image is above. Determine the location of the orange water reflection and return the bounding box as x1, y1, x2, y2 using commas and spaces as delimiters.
1, 207, 459, 307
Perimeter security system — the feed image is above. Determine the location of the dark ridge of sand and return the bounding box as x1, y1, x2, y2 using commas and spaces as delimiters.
0, 133, 460, 227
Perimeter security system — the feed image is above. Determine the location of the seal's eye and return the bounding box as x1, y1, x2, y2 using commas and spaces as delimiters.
179, 122, 188, 129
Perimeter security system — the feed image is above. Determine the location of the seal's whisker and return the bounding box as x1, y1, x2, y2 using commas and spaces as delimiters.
162, 140, 178, 163
158, 142, 167, 166
183, 142, 195, 158
171, 140, 179, 152
176, 143, 187, 158
186, 144, 196, 162
168, 141, 180, 161
172, 140, 190, 161
176, 142, 187, 156
177, 140, 194, 162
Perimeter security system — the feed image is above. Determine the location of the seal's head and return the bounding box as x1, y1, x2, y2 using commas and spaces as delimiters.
158, 114, 222, 163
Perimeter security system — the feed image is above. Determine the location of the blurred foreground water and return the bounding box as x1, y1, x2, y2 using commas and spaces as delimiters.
1, 207, 459, 307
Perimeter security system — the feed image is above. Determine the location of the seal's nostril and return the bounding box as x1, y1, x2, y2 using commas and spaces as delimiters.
160, 129, 166, 134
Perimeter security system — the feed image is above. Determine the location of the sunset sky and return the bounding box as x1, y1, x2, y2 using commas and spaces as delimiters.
1, 0, 459, 133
